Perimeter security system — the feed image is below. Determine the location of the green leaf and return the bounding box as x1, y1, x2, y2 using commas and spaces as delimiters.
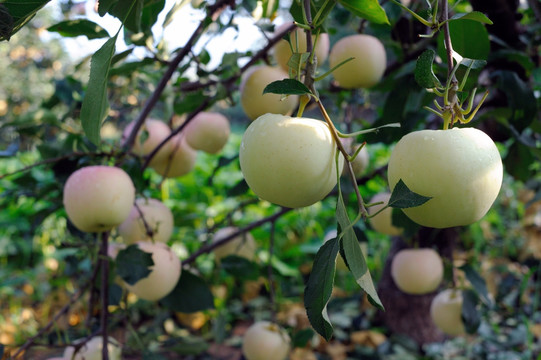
160, 270, 214, 312
221, 255, 260, 280
47, 19, 110, 39
0, 0, 51, 41
289, 0, 335, 30
292, 328, 315, 348
115, 244, 154, 286
80, 35, 117, 145
459, 57, 487, 70
338, 0, 389, 25
108, 0, 144, 33
459, 264, 492, 306
437, 19, 489, 61
461, 289, 481, 334
98, 0, 119, 16
161, 336, 209, 355
389, 179, 432, 208
391, 208, 419, 237
450, 11, 493, 25
304, 237, 339, 341
263, 79, 312, 96
414, 49, 441, 89
173, 89, 206, 114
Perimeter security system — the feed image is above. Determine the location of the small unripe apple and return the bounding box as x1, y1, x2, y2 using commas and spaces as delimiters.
63, 336, 121, 360
63, 166, 135, 233
240, 66, 299, 120
151, 135, 197, 178
342, 144, 369, 179
329, 34, 386, 89
117, 198, 174, 244
387, 128, 503, 228
184, 112, 230, 154
391, 248, 443, 294
430, 288, 466, 336
367, 192, 403, 236
239, 113, 344, 208
213, 227, 257, 263
122, 119, 174, 167
124, 242, 181, 301
242, 321, 291, 360
273, 23, 330, 71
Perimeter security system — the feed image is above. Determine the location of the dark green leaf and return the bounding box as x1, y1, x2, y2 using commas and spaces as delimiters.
450, 11, 493, 25
141, 0, 165, 32
338, 0, 389, 25
0, 0, 51, 41
391, 208, 419, 237
115, 244, 154, 285
289, 0, 335, 30
229, 178, 249, 197
437, 19, 489, 61
109, 283, 123, 306
460, 264, 492, 306
47, 19, 109, 39
221, 255, 260, 280
173, 90, 206, 114
161, 336, 209, 355
160, 270, 214, 313
263, 79, 312, 96
80, 35, 118, 145
109, 57, 155, 76
461, 289, 481, 334
414, 49, 441, 89
108, 0, 144, 33
292, 328, 315, 348
98, 0, 119, 16
459, 57, 487, 70
504, 142, 536, 182
389, 179, 432, 208
304, 237, 339, 341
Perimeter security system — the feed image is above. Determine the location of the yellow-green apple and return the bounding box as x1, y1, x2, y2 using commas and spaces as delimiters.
242, 321, 291, 360
122, 119, 174, 167
329, 34, 386, 89
367, 192, 403, 236
117, 197, 174, 244
63, 166, 135, 233
273, 23, 330, 71
184, 112, 230, 154
63, 336, 121, 360
391, 248, 443, 294
151, 135, 197, 178
213, 227, 257, 263
239, 113, 344, 208
387, 127, 503, 228
123, 242, 181, 301
430, 288, 466, 336
240, 66, 299, 120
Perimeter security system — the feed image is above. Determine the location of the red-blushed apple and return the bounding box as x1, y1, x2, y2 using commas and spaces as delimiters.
391, 248, 444, 294
242, 321, 291, 360
239, 113, 344, 208
183, 112, 230, 154
63, 166, 135, 233
367, 192, 403, 236
212, 226, 257, 263
63, 336, 121, 360
150, 135, 197, 178
117, 197, 174, 244
240, 66, 299, 121
122, 119, 174, 167
430, 288, 466, 336
123, 241, 181, 301
329, 34, 386, 89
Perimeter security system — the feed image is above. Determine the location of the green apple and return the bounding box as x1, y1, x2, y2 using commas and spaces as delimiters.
63, 336, 121, 360
151, 135, 197, 178
240, 66, 299, 120
239, 113, 344, 208
117, 197, 174, 244
329, 34, 386, 89
184, 111, 230, 154
122, 119, 174, 167
387, 127, 503, 228
273, 23, 330, 71
367, 192, 403, 236
123, 241, 181, 301
242, 321, 291, 360
212, 227, 257, 263
430, 288, 466, 336
63, 166, 135, 233
391, 248, 443, 294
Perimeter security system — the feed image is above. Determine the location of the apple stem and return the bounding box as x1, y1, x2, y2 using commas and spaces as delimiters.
99, 231, 110, 360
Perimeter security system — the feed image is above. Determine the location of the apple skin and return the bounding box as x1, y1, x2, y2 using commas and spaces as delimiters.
63, 336, 121, 360
240, 66, 299, 121
213, 227, 257, 263
63, 166, 135, 233
117, 198, 174, 244
273, 23, 330, 71
239, 113, 344, 208
391, 248, 443, 295
242, 321, 291, 360
122, 119, 174, 167
367, 192, 403, 236
387, 128, 503, 229
151, 135, 197, 178
430, 288, 466, 336
124, 241, 181, 301
184, 112, 230, 154
329, 34, 386, 89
